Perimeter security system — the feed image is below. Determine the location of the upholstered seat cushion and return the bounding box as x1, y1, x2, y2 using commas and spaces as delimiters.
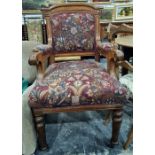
29, 60, 127, 108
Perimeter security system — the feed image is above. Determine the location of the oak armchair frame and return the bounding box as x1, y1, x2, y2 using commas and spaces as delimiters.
29, 3, 124, 150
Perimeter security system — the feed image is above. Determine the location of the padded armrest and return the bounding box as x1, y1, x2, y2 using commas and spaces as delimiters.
97, 40, 114, 53
33, 44, 52, 53
97, 41, 116, 59
29, 44, 52, 65
97, 40, 124, 60
29, 45, 52, 76
28, 51, 51, 78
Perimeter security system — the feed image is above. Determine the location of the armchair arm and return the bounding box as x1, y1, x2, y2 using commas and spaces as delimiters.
28, 52, 41, 66
96, 40, 117, 79
33, 44, 52, 53
28, 44, 52, 78
97, 40, 124, 60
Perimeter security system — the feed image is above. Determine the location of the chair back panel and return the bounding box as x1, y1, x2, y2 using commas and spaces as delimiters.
41, 4, 100, 57
51, 12, 95, 53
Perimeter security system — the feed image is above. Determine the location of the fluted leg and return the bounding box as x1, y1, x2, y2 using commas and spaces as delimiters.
34, 114, 48, 150
111, 109, 123, 146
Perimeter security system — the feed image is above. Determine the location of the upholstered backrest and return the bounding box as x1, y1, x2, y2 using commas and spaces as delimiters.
41, 4, 100, 56
51, 12, 95, 52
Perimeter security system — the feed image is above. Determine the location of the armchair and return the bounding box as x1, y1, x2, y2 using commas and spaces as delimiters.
28, 3, 127, 150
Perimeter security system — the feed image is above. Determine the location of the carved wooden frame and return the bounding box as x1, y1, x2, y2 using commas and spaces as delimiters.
29, 3, 124, 150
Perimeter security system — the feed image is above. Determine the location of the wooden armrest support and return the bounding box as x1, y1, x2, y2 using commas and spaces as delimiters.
96, 40, 117, 79
29, 44, 52, 65
29, 52, 40, 65
29, 47, 51, 77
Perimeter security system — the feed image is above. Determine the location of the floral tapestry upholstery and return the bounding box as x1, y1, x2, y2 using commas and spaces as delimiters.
100, 41, 113, 52
29, 60, 127, 108
51, 13, 96, 53
98, 41, 124, 58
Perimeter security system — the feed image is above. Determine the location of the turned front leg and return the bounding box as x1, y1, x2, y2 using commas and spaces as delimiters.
34, 114, 48, 150
111, 109, 123, 145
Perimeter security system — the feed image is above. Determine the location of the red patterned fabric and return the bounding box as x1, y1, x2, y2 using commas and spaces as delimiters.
101, 42, 113, 52
51, 13, 96, 53
29, 60, 127, 108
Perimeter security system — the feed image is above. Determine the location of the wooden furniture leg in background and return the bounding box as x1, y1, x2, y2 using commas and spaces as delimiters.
111, 109, 123, 146
34, 113, 48, 150
123, 126, 133, 149
104, 111, 111, 125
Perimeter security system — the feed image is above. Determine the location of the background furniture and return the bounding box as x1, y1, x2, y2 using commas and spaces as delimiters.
119, 60, 133, 150
22, 41, 39, 155
22, 1, 133, 43
22, 41, 38, 84
115, 35, 133, 48
104, 23, 133, 149
28, 3, 127, 150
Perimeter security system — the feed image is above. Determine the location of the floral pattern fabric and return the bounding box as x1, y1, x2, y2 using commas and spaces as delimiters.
51, 13, 96, 53
29, 60, 127, 108
98, 41, 124, 59
100, 41, 113, 52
